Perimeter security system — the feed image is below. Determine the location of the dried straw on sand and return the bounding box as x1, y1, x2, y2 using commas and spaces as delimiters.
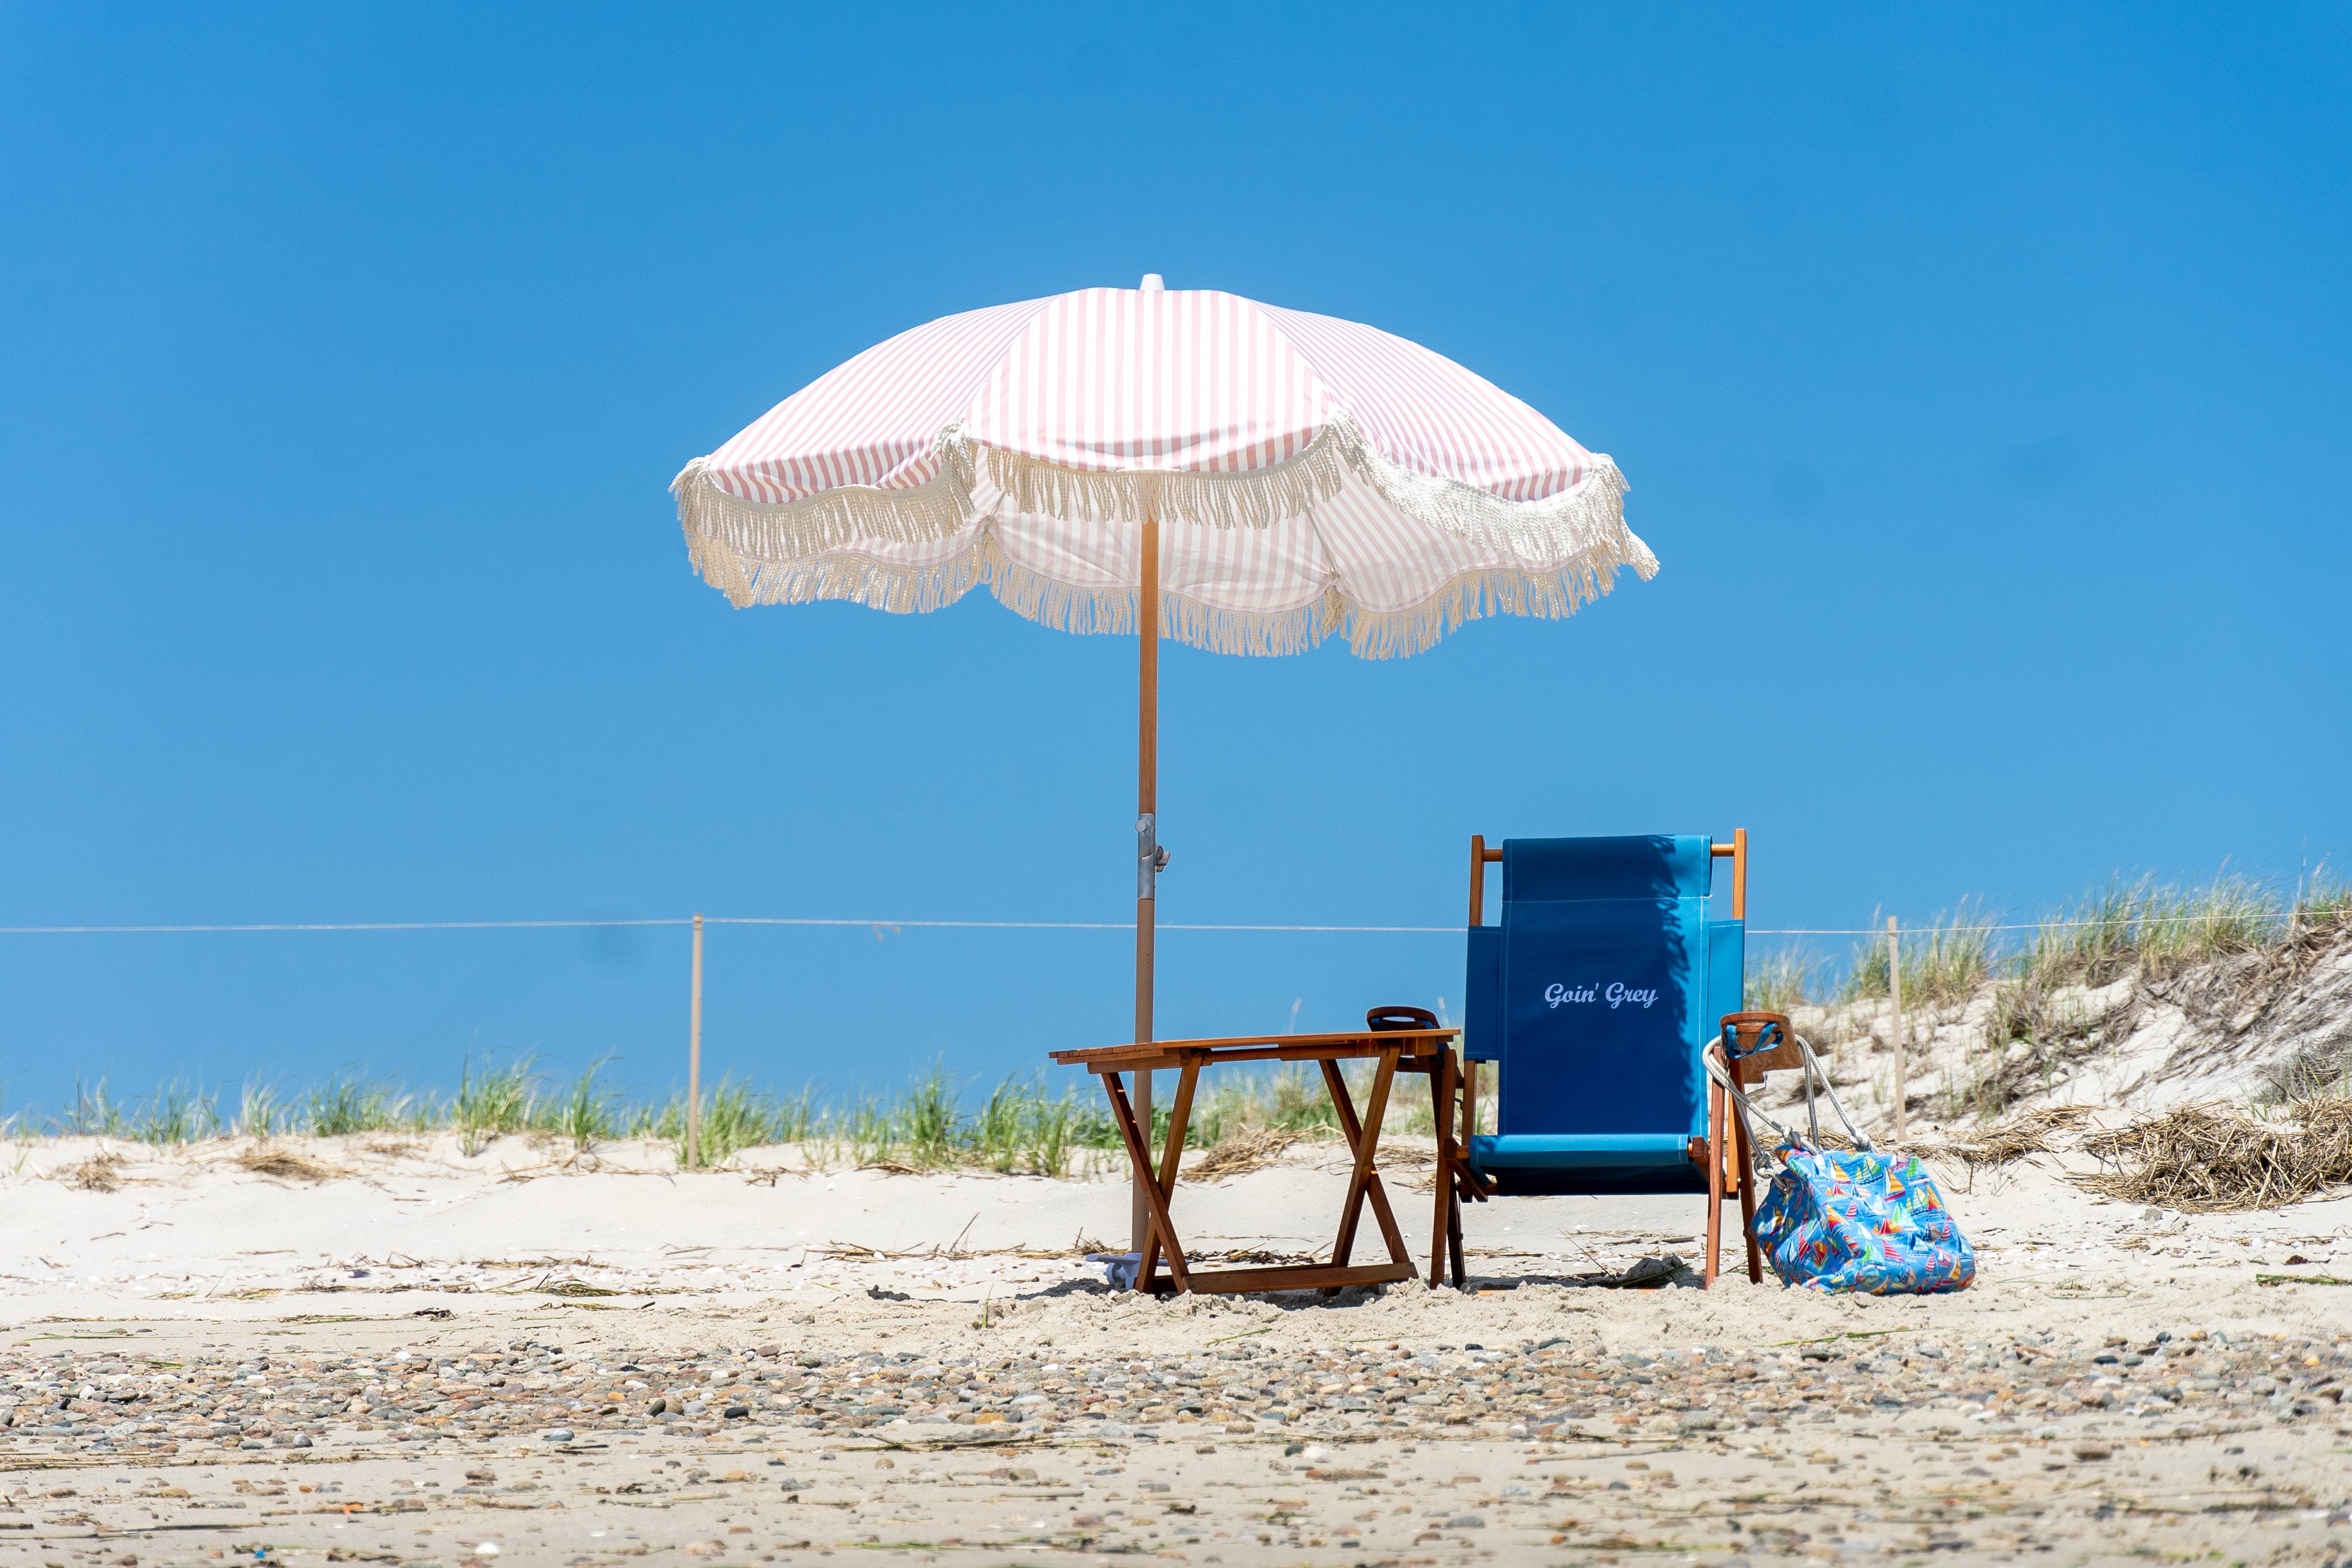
1184, 1126, 1310, 1181
232, 1146, 346, 1183
60, 1151, 127, 1192
2078, 1099, 2352, 1211
1918, 1105, 2099, 1168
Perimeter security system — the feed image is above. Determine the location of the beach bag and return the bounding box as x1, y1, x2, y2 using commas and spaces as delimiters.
1750, 1144, 1975, 1294
1705, 1034, 1975, 1295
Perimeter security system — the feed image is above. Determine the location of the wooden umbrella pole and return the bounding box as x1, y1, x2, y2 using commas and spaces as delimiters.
1132, 512, 1160, 1259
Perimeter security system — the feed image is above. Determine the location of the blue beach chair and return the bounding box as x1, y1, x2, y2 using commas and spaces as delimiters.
1429, 831, 1752, 1288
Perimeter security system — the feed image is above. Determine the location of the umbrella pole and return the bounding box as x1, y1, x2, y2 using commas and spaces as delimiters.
1132, 513, 1160, 1260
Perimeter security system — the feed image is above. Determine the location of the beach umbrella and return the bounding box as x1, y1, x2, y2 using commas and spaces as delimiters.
672, 276, 1656, 1238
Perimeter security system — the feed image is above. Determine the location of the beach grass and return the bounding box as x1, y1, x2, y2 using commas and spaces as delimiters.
2299, 870, 2352, 926
1835, 899, 1997, 1007
1751, 867, 2350, 1013
12, 1053, 1474, 1174
1745, 949, 1815, 1015
304, 1071, 430, 1137
2019, 874, 2279, 988
133, 1079, 219, 1144
451, 1054, 540, 1154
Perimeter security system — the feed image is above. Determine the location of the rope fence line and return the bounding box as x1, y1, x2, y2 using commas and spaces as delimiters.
0, 911, 2330, 938
7, 904, 2332, 1160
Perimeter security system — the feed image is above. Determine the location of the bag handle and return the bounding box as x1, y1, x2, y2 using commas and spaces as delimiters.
1704, 1032, 1873, 1156
1720, 1016, 1821, 1144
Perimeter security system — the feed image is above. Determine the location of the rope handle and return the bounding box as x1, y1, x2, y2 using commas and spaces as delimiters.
1721, 1015, 1788, 1061
1719, 1015, 1820, 1145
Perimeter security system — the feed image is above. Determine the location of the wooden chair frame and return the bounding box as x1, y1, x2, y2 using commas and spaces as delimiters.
1426, 1038, 1491, 1287
1049, 1029, 1456, 1296
1704, 1010, 1802, 1286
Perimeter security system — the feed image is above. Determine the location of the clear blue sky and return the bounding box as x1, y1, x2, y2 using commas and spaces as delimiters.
4, 4, 2347, 1116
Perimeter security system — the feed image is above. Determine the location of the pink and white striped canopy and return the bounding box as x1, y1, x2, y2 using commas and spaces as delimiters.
673, 280, 1654, 657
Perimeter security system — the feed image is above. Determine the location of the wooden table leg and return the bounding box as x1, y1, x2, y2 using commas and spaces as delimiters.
1429, 1049, 1455, 1288
1137, 1059, 1199, 1293
1101, 1070, 1190, 1294
1362, 1124, 1410, 1268
1319, 1051, 1407, 1285
1451, 1058, 1480, 1287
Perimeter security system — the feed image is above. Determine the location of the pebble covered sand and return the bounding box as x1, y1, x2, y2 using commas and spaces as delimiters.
4, 1137, 2349, 1564
2, 1318, 2348, 1566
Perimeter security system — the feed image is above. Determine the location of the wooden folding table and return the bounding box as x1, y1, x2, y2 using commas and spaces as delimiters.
1049, 1027, 1459, 1295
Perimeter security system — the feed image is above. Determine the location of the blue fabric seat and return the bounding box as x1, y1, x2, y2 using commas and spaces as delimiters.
1461, 834, 1745, 1195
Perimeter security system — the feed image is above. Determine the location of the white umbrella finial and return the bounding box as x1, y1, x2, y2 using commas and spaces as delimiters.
1139, 272, 1165, 291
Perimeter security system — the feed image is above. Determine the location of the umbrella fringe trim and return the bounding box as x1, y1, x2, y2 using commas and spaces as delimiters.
676, 418, 1655, 584
671, 438, 980, 590
979, 416, 1655, 569
1342, 553, 1633, 658
1334, 424, 1654, 575
976, 427, 1352, 531
716, 532, 1639, 660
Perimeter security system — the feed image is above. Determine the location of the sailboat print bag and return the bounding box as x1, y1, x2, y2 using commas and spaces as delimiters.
1706, 1033, 1976, 1294
1750, 1144, 1976, 1294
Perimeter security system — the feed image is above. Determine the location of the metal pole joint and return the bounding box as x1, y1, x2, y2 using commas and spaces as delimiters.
1137, 814, 1169, 899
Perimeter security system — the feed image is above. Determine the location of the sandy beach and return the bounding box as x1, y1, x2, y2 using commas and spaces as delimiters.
2, 1134, 2347, 1566
12, 8, 2350, 1567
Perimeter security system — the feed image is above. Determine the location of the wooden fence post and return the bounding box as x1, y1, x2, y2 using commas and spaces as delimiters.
1887, 915, 1905, 1141
688, 912, 705, 1169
